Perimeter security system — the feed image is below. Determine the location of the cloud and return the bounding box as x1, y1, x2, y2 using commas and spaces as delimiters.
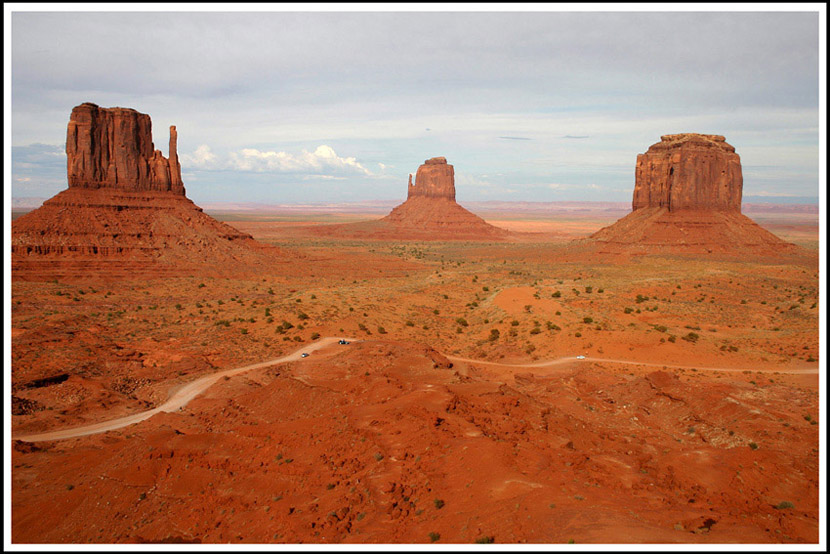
498, 136, 532, 141
227, 145, 373, 176
563, 135, 590, 139
181, 144, 220, 169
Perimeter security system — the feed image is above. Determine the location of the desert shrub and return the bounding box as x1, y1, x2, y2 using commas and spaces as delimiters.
552, 291, 561, 298
377, 326, 387, 334
624, 307, 633, 314
434, 499, 445, 509
585, 286, 593, 293
405, 320, 415, 327
654, 325, 667, 333
583, 317, 593, 324
310, 332, 320, 340
682, 332, 699, 343
240, 328, 248, 335
433, 309, 440, 315
530, 327, 541, 335
775, 501, 795, 510
511, 320, 520, 326
635, 294, 648, 303
509, 328, 518, 337
456, 317, 469, 327
474, 536, 495, 544
574, 332, 582, 338
749, 442, 759, 450
282, 320, 294, 330
488, 329, 500, 342
297, 312, 309, 320
428, 532, 441, 542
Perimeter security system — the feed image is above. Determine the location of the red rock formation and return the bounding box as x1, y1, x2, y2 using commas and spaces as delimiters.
632, 134, 742, 212
407, 157, 456, 200
584, 134, 797, 256
13, 103, 284, 278
66, 103, 185, 195
311, 157, 507, 240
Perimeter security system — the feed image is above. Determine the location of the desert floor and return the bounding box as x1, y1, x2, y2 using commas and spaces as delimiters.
10, 208, 820, 544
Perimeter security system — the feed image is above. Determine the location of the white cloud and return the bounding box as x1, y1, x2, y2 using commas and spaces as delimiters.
181, 144, 220, 169
227, 145, 372, 176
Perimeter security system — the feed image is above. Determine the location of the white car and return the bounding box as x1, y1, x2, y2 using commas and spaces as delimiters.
576, 355, 586, 360
301, 353, 309, 358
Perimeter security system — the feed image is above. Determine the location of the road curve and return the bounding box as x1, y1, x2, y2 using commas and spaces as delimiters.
14, 337, 817, 443
13, 337, 355, 443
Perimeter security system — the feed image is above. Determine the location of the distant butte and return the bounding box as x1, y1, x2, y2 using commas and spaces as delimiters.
313, 157, 508, 240
12, 103, 282, 279
583, 133, 798, 256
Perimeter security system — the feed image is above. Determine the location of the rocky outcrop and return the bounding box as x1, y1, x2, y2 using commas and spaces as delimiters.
407, 157, 456, 200
13, 102, 286, 278
311, 156, 507, 240
632, 134, 742, 212
582, 134, 797, 256
66, 103, 185, 195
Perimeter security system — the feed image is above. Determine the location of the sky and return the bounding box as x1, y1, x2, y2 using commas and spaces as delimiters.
7, 6, 824, 205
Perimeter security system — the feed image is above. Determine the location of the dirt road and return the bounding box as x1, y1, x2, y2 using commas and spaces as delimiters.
14, 337, 817, 443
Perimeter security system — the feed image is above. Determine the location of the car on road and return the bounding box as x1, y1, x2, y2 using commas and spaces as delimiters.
576, 355, 586, 360
301, 353, 309, 358
339, 339, 350, 345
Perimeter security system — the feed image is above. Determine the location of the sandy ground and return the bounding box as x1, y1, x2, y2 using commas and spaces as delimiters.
10, 208, 820, 544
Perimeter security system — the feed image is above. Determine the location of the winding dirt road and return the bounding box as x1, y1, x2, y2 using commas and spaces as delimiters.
14, 337, 818, 443
14, 337, 353, 443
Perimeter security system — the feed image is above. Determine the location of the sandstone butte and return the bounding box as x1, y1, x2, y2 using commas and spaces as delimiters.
12, 103, 282, 279
312, 157, 508, 240
586, 133, 798, 255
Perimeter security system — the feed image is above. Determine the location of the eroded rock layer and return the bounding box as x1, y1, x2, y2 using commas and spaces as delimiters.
67, 103, 184, 194
584, 134, 796, 256
632, 134, 742, 212
13, 103, 283, 278
407, 157, 456, 200
310, 157, 507, 240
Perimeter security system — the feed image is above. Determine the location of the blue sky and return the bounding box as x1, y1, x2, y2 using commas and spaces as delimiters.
8, 7, 822, 204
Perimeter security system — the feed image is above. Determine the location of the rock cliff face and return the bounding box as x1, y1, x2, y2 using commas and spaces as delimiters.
13, 103, 283, 278
312, 156, 507, 240
584, 134, 795, 256
632, 134, 742, 212
66, 103, 185, 195
407, 157, 456, 200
